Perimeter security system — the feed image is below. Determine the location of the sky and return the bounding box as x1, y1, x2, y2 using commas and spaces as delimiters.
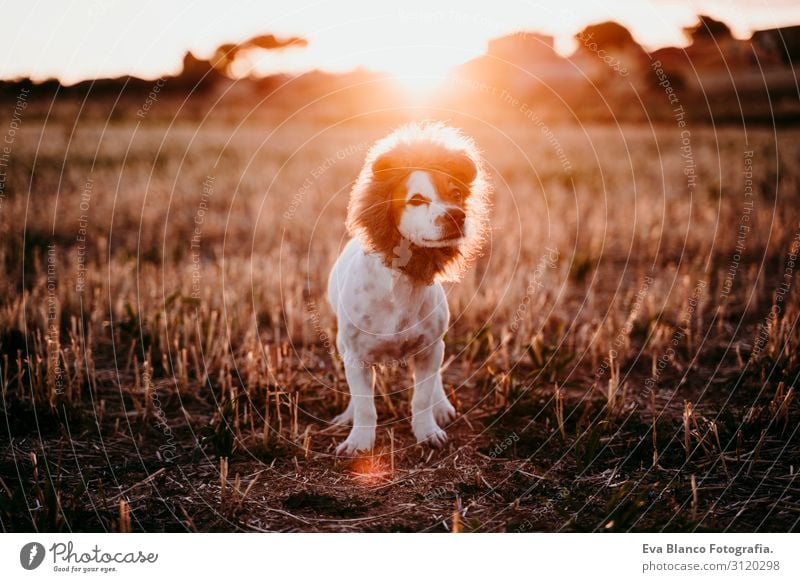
1, 0, 798, 85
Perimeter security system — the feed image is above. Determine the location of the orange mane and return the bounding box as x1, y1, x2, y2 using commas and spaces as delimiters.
346, 121, 491, 284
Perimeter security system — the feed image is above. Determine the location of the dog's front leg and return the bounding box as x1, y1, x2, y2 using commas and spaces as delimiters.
336, 361, 377, 455
431, 374, 456, 425
411, 340, 448, 447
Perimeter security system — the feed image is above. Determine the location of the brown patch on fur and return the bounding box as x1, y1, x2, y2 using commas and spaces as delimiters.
346, 122, 491, 285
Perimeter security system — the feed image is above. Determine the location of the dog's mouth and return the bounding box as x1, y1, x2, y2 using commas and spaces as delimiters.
421, 233, 463, 245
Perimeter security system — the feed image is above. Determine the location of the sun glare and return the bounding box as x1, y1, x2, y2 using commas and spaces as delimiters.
374, 20, 489, 95
240, 12, 487, 97
375, 31, 486, 97
381, 50, 462, 96
348, 454, 392, 486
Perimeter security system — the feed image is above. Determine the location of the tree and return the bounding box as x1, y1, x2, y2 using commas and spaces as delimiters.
576, 21, 640, 51
684, 15, 733, 44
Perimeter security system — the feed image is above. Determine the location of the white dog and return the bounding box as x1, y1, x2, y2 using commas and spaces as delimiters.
327, 122, 491, 454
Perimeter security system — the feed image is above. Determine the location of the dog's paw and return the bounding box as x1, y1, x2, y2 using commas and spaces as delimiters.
331, 404, 354, 426
413, 418, 448, 448
335, 427, 375, 455
433, 398, 456, 425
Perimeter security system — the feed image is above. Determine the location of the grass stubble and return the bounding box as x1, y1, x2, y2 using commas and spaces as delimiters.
0, 106, 798, 532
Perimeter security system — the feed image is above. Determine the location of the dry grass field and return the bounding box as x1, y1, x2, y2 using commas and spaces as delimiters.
1, 101, 799, 531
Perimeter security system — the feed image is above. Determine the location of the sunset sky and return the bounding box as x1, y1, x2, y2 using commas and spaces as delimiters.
1, 0, 798, 85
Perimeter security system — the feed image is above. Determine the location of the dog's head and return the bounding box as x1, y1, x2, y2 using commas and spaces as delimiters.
347, 122, 491, 284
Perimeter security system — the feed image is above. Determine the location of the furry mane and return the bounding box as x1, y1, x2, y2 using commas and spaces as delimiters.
346, 121, 491, 284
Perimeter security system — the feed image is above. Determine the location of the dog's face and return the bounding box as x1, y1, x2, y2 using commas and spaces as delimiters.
372, 151, 478, 249
347, 122, 490, 283
393, 169, 471, 248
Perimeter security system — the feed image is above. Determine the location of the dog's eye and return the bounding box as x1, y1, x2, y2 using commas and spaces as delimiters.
407, 194, 430, 206
449, 188, 463, 200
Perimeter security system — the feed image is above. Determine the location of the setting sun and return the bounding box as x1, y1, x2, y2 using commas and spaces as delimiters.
378, 46, 475, 95
240, 10, 489, 95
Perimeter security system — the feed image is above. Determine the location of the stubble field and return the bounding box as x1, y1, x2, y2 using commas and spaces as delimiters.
1, 103, 799, 532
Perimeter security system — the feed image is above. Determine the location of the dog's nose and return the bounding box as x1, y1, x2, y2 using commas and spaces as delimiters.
444, 206, 466, 229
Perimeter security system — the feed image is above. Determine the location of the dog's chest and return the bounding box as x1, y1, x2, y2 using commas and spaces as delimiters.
365, 302, 433, 360
345, 275, 446, 362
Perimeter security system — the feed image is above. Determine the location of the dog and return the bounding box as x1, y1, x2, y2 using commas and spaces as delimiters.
327, 122, 491, 454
